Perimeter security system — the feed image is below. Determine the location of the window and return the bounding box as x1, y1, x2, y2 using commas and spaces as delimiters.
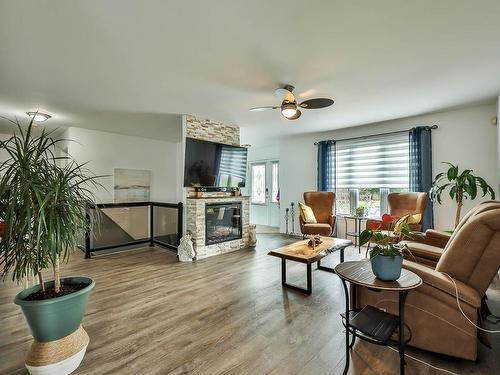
251, 164, 266, 204
333, 132, 410, 216
271, 162, 279, 203
218, 146, 247, 187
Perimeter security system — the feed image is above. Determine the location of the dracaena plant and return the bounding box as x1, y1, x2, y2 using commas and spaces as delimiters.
430, 162, 495, 228
0, 116, 102, 295
359, 221, 412, 259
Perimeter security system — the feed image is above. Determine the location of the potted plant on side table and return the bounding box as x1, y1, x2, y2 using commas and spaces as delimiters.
359, 221, 413, 281
0, 117, 101, 375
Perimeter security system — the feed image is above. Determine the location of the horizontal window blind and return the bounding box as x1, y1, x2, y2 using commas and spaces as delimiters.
218, 146, 247, 179
336, 132, 409, 188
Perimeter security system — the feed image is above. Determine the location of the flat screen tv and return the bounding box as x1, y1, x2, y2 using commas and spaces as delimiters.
183, 137, 248, 188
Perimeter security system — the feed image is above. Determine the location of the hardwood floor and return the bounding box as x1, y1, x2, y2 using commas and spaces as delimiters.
1, 234, 500, 374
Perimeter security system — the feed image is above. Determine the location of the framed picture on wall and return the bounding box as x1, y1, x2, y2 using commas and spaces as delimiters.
114, 168, 151, 202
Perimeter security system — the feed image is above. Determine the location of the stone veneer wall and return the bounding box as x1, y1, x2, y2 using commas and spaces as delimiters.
187, 196, 250, 259
185, 115, 239, 146
184, 115, 249, 258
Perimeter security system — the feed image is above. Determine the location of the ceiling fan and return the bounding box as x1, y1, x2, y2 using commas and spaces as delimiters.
250, 84, 334, 120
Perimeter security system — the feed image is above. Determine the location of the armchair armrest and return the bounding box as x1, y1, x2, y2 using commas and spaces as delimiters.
328, 214, 336, 229
410, 229, 451, 249
403, 261, 481, 308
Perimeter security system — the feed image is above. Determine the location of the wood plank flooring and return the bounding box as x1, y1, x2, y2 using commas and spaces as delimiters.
1, 234, 500, 374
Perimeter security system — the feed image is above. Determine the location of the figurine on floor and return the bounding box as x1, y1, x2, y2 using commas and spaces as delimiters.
248, 224, 257, 247
178, 233, 196, 262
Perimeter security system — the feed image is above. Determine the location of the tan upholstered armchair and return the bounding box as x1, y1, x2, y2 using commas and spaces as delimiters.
299, 192, 336, 236
354, 201, 500, 360
366, 192, 429, 232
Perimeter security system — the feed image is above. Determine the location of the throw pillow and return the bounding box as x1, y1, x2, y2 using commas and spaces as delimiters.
299, 202, 317, 224
393, 213, 422, 233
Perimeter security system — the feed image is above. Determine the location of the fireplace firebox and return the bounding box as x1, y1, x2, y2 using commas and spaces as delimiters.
205, 202, 242, 245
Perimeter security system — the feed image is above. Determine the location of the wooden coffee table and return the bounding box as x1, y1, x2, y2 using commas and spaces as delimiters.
268, 237, 352, 295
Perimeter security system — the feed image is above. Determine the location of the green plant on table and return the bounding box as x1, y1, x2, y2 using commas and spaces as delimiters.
430, 162, 495, 229
359, 222, 413, 259
0, 116, 102, 294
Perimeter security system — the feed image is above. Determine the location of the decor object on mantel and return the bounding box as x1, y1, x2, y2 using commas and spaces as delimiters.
359, 222, 413, 281
0, 117, 102, 375
430, 162, 495, 228
178, 233, 196, 262
249, 84, 334, 120
248, 224, 257, 247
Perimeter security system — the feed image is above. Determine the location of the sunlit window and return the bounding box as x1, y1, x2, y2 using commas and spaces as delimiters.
271, 162, 279, 203
251, 164, 266, 204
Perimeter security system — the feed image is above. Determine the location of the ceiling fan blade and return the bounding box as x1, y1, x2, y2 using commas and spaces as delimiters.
249, 106, 279, 111
286, 109, 302, 120
274, 86, 295, 103
298, 98, 334, 109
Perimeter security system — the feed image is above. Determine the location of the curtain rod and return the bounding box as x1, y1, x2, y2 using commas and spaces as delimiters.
313, 125, 438, 145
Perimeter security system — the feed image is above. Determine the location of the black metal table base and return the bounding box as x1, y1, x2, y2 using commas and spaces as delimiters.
281, 259, 312, 295
280, 247, 346, 295
340, 278, 409, 375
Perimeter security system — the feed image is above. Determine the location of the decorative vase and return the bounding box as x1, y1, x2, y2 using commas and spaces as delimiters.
14, 276, 95, 375
370, 255, 403, 281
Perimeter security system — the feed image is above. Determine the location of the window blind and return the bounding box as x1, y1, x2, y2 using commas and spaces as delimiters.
218, 146, 247, 179
336, 132, 409, 188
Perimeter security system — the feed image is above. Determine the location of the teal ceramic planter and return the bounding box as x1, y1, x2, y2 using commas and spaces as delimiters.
14, 277, 95, 342
370, 255, 403, 281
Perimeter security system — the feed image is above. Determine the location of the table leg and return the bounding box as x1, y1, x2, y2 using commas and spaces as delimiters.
306, 263, 312, 294
281, 258, 312, 295
399, 291, 409, 375
341, 278, 350, 375
281, 258, 286, 286
356, 218, 361, 253
340, 247, 345, 263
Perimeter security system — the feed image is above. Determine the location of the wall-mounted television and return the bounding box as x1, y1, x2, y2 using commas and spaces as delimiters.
183, 138, 248, 188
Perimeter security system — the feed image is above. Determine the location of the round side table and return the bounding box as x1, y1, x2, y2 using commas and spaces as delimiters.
334, 260, 422, 375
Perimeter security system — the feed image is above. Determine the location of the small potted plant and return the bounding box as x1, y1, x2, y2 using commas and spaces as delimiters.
359, 221, 412, 281
0, 117, 102, 374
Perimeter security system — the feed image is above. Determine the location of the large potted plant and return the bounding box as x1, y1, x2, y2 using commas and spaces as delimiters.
359, 221, 412, 281
0, 117, 101, 375
430, 162, 495, 228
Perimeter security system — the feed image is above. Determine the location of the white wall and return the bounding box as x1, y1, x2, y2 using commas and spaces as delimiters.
279, 102, 498, 231
65, 127, 182, 203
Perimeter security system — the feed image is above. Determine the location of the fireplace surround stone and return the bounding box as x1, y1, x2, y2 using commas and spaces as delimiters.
186, 196, 250, 259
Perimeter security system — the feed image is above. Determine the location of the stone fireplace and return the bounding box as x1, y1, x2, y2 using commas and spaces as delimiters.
187, 196, 250, 259
205, 202, 242, 245
184, 115, 250, 259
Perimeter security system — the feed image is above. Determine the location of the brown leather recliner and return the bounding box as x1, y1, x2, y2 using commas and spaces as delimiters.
401, 201, 499, 268
299, 192, 336, 236
354, 201, 500, 360
366, 192, 429, 232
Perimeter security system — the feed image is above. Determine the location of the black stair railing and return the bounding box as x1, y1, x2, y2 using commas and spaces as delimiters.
82, 201, 183, 258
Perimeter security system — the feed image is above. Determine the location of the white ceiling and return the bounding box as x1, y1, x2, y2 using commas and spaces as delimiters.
1, 1, 499, 144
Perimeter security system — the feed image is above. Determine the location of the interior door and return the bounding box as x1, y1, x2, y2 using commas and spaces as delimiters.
249, 160, 280, 227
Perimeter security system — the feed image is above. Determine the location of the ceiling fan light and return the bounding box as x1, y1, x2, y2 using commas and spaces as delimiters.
281, 103, 297, 118
26, 111, 51, 122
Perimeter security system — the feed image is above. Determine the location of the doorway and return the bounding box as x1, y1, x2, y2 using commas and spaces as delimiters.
249, 160, 280, 231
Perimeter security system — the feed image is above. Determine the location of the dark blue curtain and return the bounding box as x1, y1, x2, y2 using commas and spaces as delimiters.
317, 140, 336, 191
409, 127, 434, 230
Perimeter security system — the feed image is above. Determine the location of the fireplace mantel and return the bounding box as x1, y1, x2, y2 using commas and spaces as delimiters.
186, 196, 250, 259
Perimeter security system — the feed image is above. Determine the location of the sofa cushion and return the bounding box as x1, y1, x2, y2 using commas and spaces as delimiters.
302, 223, 332, 236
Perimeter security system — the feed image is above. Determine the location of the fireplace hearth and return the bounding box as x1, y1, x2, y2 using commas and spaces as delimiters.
205, 202, 242, 245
